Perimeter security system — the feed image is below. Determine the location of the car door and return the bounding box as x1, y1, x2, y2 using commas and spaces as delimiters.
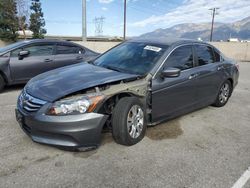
151, 45, 200, 122
53, 44, 85, 69
9, 43, 55, 82
192, 44, 224, 105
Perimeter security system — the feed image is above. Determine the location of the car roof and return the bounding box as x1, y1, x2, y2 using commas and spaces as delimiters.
127, 38, 208, 47
17, 39, 80, 46
0, 39, 86, 55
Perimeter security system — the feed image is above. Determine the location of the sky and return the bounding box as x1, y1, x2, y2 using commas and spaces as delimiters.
40, 0, 250, 37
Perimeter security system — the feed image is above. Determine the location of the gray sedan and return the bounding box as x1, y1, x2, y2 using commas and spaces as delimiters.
0, 39, 99, 92
16, 39, 239, 151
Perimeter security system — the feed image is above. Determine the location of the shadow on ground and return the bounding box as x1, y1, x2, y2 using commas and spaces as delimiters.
146, 119, 183, 140
99, 119, 183, 143
3, 84, 25, 93
73, 119, 183, 157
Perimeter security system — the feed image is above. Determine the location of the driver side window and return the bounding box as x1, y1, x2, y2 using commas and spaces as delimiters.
24, 45, 54, 56
11, 44, 54, 58
11, 48, 22, 57
164, 45, 193, 70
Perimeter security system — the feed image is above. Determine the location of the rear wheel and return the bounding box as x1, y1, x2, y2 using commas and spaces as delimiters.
0, 75, 5, 92
112, 97, 146, 146
213, 80, 232, 107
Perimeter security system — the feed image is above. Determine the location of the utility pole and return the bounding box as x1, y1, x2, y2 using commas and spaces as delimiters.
123, 0, 127, 40
82, 0, 87, 41
209, 7, 219, 42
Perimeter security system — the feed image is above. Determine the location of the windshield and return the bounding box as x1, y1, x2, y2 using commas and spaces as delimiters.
0, 41, 26, 54
94, 42, 168, 75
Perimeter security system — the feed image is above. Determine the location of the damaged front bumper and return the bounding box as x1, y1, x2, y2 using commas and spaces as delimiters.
15, 107, 108, 151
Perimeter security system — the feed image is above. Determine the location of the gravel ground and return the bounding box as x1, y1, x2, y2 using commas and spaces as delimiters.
0, 62, 249, 188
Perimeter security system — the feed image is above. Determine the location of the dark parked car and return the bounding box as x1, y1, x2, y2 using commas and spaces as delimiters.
15, 39, 239, 151
0, 39, 99, 91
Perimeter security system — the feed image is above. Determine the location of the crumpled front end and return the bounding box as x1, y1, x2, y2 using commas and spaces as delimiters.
16, 90, 108, 151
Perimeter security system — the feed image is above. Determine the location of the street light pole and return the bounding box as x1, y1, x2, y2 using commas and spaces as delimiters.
82, 0, 87, 41
209, 7, 219, 42
123, 0, 127, 40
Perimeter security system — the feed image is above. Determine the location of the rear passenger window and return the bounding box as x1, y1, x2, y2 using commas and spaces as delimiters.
56, 45, 83, 55
165, 45, 193, 70
214, 49, 221, 62
195, 45, 214, 66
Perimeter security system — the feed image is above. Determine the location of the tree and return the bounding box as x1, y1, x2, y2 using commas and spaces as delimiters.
0, 0, 19, 41
16, 0, 30, 39
29, 0, 46, 39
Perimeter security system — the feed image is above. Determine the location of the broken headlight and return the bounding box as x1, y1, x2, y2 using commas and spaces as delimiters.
47, 94, 105, 116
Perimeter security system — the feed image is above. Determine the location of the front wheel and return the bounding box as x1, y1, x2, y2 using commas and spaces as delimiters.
213, 80, 232, 107
112, 97, 146, 146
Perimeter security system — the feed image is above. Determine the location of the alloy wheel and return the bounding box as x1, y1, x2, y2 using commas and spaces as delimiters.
219, 83, 230, 104
127, 105, 144, 139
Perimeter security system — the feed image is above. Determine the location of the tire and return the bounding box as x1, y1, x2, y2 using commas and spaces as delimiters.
111, 97, 146, 146
212, 80, 232, 107
0, 75, 5, 92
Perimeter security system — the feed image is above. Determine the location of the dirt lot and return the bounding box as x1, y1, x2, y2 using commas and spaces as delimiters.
0, 62, 249, 188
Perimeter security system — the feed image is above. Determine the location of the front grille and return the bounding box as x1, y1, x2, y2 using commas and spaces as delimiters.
18, 90, 47, 113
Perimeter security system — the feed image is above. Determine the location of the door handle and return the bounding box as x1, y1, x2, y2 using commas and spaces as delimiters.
44, 58, 53, 63
188, 73, 199, 80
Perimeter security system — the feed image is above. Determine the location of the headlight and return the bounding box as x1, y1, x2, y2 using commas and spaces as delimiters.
47, 94, 105, 116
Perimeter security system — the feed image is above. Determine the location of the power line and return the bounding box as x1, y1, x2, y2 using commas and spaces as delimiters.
45, 20, 83, 24
127, 4, 167, 15
113, 1, 166, 17
126, 0, 180, 16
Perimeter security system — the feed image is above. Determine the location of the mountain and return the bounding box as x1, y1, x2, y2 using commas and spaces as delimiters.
138, 16, 250, 41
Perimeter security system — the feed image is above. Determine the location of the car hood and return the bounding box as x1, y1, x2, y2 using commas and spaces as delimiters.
25, 63, 139, 102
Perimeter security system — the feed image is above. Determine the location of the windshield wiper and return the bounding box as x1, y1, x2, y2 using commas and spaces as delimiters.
100, 64, 137, 75
102, 65, 124, 73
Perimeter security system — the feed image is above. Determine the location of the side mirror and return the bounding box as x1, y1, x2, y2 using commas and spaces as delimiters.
161, 67, 181, 78
18, 50, 29, 60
